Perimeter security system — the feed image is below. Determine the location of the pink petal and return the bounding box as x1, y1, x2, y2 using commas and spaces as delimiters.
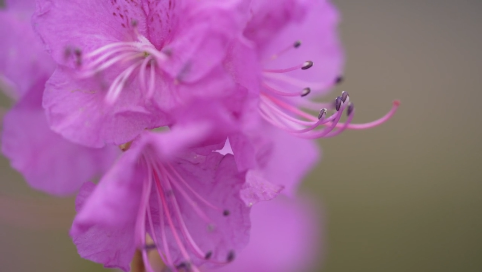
1, 83, 119, 196
43, 67, 169, 147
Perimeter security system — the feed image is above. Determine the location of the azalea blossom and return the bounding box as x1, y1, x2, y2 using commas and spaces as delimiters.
33, 0, 249, 147
0, 0, 119, 195
72, 129, 250, 272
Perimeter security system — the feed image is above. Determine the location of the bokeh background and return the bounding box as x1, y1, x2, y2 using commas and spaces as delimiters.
1, 0, 481, 271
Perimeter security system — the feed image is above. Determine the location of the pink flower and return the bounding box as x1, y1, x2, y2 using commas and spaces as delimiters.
0, 0, 119, 195
71, 129, 250, 272
230, 0, 399, 139
33, 0, 249, 147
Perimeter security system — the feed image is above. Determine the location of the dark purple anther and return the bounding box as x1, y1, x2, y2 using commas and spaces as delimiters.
301, 61, 313, 70
227, 251, 235, 262
223, 210, 230, 216
176, 262, 191, 270
335, 96, 342, 111
74, 48, 82, 66
335, 76, 344, 85
347, 103, 354, 116
318, 108, 327, 119
143, 244, 156, 251
204, 251, 213, 260
74, 48, 82, 57
341, 91, 348, 102
293, 40, 302, 48
301, 87, 311, 97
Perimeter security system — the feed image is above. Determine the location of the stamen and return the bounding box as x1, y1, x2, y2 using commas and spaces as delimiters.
74, 48, 82, 66
263, 60, 314, 73
75, 35, 168, 105
176, 262, 191, 270
152, 169, 191, 262
301, 61, 314, 70
318, 108, 327, 119
347, 103, 354, 116
143, 244, 157, 251
105, 59, 144, 104
341, 91, 349, 102
166, 164, 222, 212
269, 40, 302, 60
226, 251, 235, 263
259, 39, 397, 139
204, 251, 213, 260
301, 87, 311, 97
264, 72, 337, 90
335, 96, 342, 111
223, 210, 230, 216
262, 83, 309, 97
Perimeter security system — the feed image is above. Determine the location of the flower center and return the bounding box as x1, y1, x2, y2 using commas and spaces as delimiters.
72, 31, 168, 105
259, 40, 400, 138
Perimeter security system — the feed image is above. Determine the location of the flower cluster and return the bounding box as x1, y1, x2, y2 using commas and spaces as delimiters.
0, 0, 398, 271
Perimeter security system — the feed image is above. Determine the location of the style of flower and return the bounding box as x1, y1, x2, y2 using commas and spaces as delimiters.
0, 0, 119, 195
33, 0, 249, 147
71, 129, 250, 272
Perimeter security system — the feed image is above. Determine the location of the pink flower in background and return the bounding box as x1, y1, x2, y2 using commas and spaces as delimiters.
33, 0, 249, 147
71, 129, 250, 272
216, 196, 320, 272
0, 0, 119, 195
0, 0, 54, 98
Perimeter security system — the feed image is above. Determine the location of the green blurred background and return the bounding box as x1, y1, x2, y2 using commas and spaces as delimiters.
1, 0, 481, 271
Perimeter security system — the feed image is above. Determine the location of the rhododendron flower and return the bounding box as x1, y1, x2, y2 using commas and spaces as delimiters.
229, 0, 399, 140
33, 0, 249, 147
0, 0, 119, 195
72, 129, 250, 272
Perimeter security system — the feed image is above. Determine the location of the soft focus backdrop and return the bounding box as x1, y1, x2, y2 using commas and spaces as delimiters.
1, 0, 481, 271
